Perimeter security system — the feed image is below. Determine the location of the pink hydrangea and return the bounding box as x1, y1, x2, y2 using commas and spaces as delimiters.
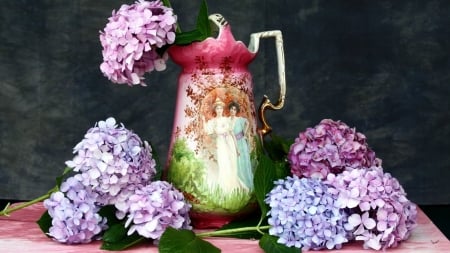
288, 119, 380, 179
325, 166, 417, 250
99, 0, 176, 86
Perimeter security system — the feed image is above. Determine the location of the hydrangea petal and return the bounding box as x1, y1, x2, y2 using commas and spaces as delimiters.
265, 176, 349, 250
288, 119, 380, 179
99, 0, 176, 86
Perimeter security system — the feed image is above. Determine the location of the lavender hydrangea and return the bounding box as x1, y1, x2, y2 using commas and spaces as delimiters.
288, 119, 380, 179
65, 117, 157, 206
115, 181, 191, 241
326, 166, 417, 250
99, 0, 176, 85
43, 179, 108, 244
265, 176, 349, 250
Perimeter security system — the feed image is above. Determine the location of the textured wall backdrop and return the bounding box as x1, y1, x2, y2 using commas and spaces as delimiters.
0, 0, 449, 204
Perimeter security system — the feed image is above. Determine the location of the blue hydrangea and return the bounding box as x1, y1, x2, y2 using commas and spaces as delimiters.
265, 176, 350, 250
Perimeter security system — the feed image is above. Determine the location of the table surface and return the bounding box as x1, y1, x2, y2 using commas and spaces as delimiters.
0, 203, 449, 253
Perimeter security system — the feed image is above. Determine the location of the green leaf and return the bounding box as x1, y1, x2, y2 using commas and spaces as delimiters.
195, 0, 211, 38
273, 160, 290, 181
263, 134, 293, 161
101, 214, 148, 251
161, 0, 172, 8
174, 30, 205, 45
102, 223, 128, 244
265, 134, 292, 179
36, 211, 52, 236
259, 234, 300, 253
159, 227, 220, 253
101, 234, 147, 251
174, 0, 211, 45
253, 153, 278, 217
98, 205, 120, 226
101, 223, 147, 251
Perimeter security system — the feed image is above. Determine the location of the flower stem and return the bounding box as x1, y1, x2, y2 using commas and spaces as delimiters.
0, 186, 57, 216
256, 216, 266, 235
196, 225, 270, 238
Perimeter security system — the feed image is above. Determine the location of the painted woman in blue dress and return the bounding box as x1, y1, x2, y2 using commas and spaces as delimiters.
228, 101, 253, 191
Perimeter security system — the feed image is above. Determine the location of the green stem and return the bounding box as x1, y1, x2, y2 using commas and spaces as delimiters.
0, 186, 57, 217
256, 216, 265, 235
196, 225, 270, 238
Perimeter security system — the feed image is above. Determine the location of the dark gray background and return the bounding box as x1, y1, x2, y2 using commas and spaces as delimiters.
1, 0, 449, 205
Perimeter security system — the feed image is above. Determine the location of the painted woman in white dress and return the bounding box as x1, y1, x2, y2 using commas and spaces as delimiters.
203, 98, 243, 193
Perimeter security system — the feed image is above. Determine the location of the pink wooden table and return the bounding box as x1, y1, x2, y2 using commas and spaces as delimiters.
0, 203, 449, 252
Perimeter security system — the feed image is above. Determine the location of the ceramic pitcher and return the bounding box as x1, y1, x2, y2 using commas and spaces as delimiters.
165, 14, 286, 228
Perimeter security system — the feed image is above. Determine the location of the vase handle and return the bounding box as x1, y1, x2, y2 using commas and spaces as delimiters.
248, 30, 286, 137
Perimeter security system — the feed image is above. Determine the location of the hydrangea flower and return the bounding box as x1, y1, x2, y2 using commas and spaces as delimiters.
288, 119, 380, 179
115, 181, 191, 241
99, 0, 176, 85
43, 183, 107, 244
265, 176, 349, 250
65, 117, 157, 206
326, 166, 417, 250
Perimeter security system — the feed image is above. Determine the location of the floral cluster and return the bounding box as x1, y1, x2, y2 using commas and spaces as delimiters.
265, 168, 417, 251
43, 117, 191, 244
99, 0, 176, 85
2, 115, 419, 251
116, 181, 191, 240
265, 176, 350, 250
44, 181, 107, 244
288, 118, 380, 179
275, 119, 417, 251
326, 166, 417, 250
65, 117, 156, 206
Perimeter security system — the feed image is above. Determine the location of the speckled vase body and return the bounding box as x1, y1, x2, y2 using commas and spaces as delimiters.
166, 21, 286, 228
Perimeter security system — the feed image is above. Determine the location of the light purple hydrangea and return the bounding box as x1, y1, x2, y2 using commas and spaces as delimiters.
99, 0, 177, 85
265, 176, 350, 250
115, 181, 191, 241
326, 166, 417, 250
65, 117, 157, 206
43, 181, 108, 244
288, 119, 380, 179
59, 176, 99, 206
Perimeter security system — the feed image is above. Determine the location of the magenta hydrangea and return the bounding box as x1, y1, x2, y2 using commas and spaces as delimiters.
288, 119, 380, 179
65, 117, 157, 206
115, 181, 192, 241
265, 176, 350, 250
99, 0, 176, 85
325, 166, 417, 250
